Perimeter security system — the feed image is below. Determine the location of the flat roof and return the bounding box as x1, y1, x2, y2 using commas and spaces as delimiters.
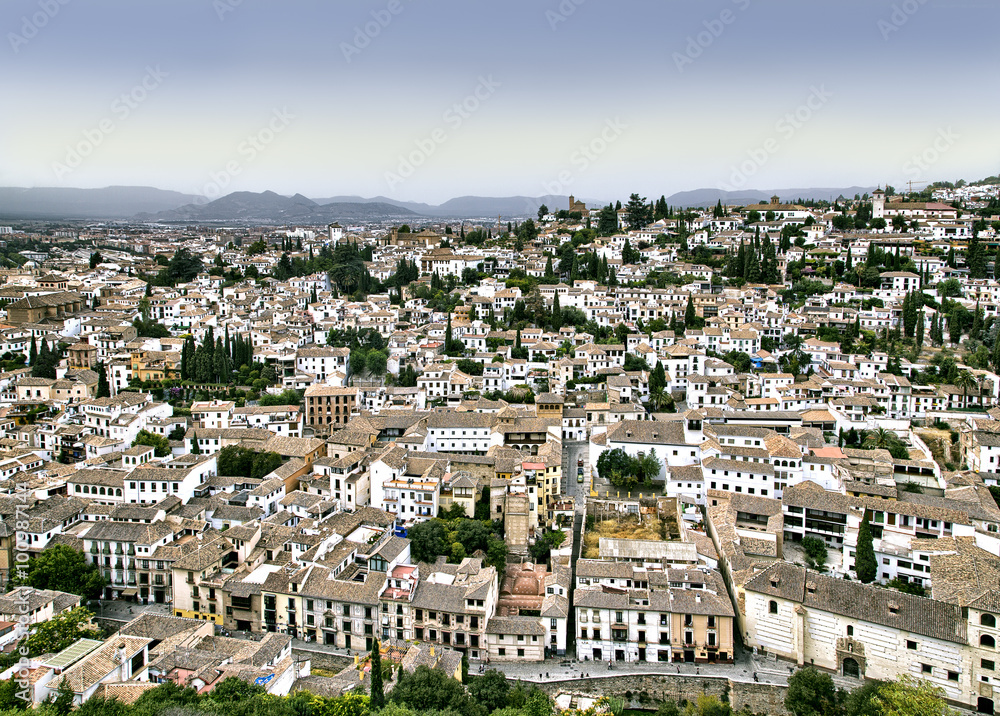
43, 638, 103, 670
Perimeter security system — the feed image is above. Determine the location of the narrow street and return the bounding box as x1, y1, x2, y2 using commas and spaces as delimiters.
561, 441, 590, 505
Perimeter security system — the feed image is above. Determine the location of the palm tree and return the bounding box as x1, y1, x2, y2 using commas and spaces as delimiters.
864, 427, 896, 450
647, 386, 667, 412
955, 370, 978, 408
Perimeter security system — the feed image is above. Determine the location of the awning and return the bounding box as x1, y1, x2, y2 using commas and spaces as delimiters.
121, 588, 138, 597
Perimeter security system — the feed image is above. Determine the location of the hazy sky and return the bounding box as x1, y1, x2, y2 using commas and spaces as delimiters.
2, 0, 997, 203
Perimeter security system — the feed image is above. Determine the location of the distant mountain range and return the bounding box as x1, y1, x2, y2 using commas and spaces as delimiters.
133, 191, 420, 223
0, 185, 878, 223
0, 186, 202, 220
308, 194, 605, 219
665, 187, 877, 207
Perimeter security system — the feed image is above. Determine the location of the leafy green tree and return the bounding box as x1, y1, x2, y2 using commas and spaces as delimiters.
53, 678, 75, 716
596, 447, 633, 486
11, 545, 106, 598
250, 451, 283, 479
366, 350, 387, 378
166, 247, 204, 284
89, 251, 103, 269
407, 520, 447, 563
467, 670, 510, 714
800, 536, 828, 571
785, 667, 843, 716
390, 665, 486, 716
0, 679, 28, 711
258, 389, 303, 407
485, 536, 508, 573
856, 515, 877, 583
872, 675, 955, 716
22, 606, 101, 656
132, 429, 171, 457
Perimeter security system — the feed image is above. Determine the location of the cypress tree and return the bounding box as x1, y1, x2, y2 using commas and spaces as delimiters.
370, 638, 385, 710
29, 336, 37, 366
96, 361, 111, 399
856, 515, 877, 583
685, 294, 696, 327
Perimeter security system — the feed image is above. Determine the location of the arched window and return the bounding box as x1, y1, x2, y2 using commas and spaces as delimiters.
984, 614, 997, 628
982, 634, 996, 648
99, 487, 106, 496
116, 488, 122, 497
769, 600, 778, 614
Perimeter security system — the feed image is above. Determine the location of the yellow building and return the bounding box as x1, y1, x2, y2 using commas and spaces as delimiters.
131, 350, 180, 383
171, 534, 235, 625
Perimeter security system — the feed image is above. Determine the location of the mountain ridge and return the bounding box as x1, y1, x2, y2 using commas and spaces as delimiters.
0, 185, 881, 222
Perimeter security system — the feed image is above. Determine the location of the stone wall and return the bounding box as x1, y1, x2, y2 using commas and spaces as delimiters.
293, 648, 353, 673
522, 674, 788, 716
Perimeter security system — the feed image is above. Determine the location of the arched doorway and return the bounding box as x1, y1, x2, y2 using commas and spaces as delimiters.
842, 657, 860, 678
979, 697, 994, 715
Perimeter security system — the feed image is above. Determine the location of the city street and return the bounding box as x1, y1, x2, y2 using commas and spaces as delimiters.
562, 441, 590, 506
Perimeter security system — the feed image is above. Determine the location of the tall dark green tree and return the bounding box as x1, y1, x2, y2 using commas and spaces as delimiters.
96, 361, 111, 399
968, 231, 987, 278
597, 204, 618, 236
856, 515, 877, 583
369, 638, 385, 709
685, 294, 696, 327
623, 193, 650, 230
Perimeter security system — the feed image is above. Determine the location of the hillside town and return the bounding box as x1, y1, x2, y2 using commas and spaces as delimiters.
4, 181, 1000, 713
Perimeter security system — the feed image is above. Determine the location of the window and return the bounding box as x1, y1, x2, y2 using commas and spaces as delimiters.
921, 664, 933, 674
983, 635, 996, 648
984, 614, 997, 628
982, 659, 995, 671
906, 640, 917, 650
769, 600, 778, 614
948, 671, 959, 682
847, 626, 854, 637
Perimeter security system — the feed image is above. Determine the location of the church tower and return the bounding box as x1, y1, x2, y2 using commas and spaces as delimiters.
872, 187, 886, 220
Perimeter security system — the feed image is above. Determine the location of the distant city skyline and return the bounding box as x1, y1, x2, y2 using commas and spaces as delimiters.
1, 0, 996, 204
